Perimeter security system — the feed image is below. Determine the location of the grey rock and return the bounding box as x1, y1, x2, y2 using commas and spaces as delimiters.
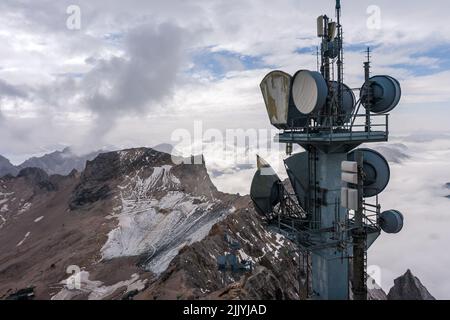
0, 155, 18, 177
387, 269, 435, 300
17, 167, 56, 191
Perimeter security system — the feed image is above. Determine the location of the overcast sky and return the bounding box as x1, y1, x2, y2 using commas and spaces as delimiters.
1, 0, 450, 162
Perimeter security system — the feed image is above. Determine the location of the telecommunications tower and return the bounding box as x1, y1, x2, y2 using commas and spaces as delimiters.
250, 0, 404, 300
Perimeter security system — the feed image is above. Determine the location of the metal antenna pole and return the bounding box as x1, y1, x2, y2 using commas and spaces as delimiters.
316, 46, 320, 72
336, 0, 343, 123
352, 151, 367, 300
364, 47, 371, 132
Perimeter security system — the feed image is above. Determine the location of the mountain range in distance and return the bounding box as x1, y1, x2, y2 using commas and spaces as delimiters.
0, 143, 179, 178
0, 147, 103, 177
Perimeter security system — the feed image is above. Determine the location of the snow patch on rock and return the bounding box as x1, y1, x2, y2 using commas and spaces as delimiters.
51, 271, 147, 300
16, 231, 30, 247
101, 166, 230, 275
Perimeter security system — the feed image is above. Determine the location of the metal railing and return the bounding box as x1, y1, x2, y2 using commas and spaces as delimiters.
280, 110, 389, 143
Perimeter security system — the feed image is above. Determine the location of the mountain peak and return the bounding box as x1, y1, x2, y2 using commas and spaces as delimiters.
18, 148, 104, 176
387, 269, 435, 300
0, 155, 18, 177
70, 147, 213, 210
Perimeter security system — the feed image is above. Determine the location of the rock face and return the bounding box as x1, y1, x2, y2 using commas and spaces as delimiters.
0, 155, 18, 177
0, 148, 302, 300
387, 269, 435, 300
17, 168, 57, 192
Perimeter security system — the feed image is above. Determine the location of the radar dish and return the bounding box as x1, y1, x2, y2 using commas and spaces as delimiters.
360, 75, 401, 113
378, 210, 404, 234
250, 156, 282, 216
292, 70, 328, 115
348, 148, 390, 198
284, 152, 309, 208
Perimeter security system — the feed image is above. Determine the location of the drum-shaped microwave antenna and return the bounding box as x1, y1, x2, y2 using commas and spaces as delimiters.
360, 75, 401, 113
378, 209, 404, 234
292, 70, 328, 115
348, 148, 390, 198
260, 71, 307, 129
250, 156, 282, 216
330, 81, 355, 124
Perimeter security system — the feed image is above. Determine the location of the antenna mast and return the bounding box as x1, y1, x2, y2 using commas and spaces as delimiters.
336, 0, 344, 126
364, 47, 372, 132
254, 0, 404, 301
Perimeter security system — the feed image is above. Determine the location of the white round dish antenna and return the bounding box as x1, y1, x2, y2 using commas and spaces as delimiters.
348, 148, 390, 198
361, 75, 401, 113
292, 70, 328, 115
378, 210, 404, 234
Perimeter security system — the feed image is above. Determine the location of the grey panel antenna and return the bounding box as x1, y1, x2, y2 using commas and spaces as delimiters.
260, 71, 291, 129
361, 75, 401, 113
348, 148, 390, 198
378, 210, 404, 234
292, 70, 328, 115
260, 70, 307, 128
284, 152, 309, 208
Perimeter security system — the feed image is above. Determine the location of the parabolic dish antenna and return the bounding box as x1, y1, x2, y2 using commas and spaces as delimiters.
330, 81, 355, 124
378, 209, 404, 234
360, 75, 401, 113
250, 156, 282, 216
292, 70, 328, 115
348, 148, 390, 198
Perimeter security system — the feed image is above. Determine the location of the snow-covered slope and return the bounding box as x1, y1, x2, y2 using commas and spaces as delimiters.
100, 152, 233, 275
